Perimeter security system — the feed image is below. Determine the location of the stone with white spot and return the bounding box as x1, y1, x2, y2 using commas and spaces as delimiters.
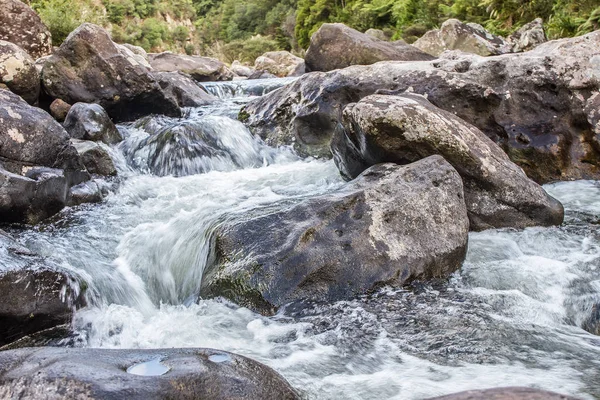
0, 40, 39, 104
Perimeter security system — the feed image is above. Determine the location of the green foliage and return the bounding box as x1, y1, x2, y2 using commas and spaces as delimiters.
221, 36, 280, 63
31, 0, 104, 44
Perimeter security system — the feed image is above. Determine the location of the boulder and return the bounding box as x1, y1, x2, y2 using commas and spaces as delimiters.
0, 231, 84, 346
152, 71, 217, 108
334, 94, 564, 230
149, 52, 234, 82
201, 156, 469, 314
63, 103, 122, 144
424, 387, 580, 400
49, 98, 71, 121
304, 23, 434, 72
242, 31, 600, 183
508, 18, 547, 52
0, 0, 52, 59
0, 40, 39, 104
413, 19, 512, 57
42, 23, 181, 122
231, 60, 255, 77
0, 347, 300, 399
71, 139, 117, 176
254, 51, 305, 77
365, 28, 389, 41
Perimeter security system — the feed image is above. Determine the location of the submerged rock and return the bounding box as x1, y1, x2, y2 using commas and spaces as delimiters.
0, 347, 300, 399
305, 23, 434, 72
333, 94, 563, 231
42, 23, 181, 122
0, 40, 39, 104
0, 0, 52, 59
149, 52, 234, 82
424, 387, 581, 400
201, 156, 469, 314
0, 231, 84, 347
254, 51, 305, 77
413, 19, 512, 56
243, 30, 600, 183
152, 71, 217, 108
63, 103, 122, 144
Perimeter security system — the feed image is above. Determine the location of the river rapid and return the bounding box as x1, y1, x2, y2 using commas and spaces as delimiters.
7, 78, 600, 400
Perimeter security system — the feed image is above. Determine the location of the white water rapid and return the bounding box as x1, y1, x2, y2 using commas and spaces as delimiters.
8, 78, 600, 400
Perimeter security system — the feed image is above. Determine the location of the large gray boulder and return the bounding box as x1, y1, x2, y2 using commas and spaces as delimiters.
242, 30, 600, 183
0, 231, 84, 347
149, 52, 234, 82
424, 387, 580, 400
201, 156, 469, 314
152, 71, 217, 108
63, 103, 122, 144
254, 51, 305, 77
42, 23, 181, 122
508, 18, 547, 52
0, 347, 300, 399
413, 19, 512, 57
304, 23, 434, 72
0, 40, 39, 104
333, 94, 564, 231
0, 0, 52, 59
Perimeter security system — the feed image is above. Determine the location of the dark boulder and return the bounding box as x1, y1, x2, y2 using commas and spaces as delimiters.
63, 103, 122, 144
0, 40, 40, 104
149, 52, 234, 82
0, 0, 52, 59
0, 231, 84, 347
424, 387, 581, 400
0, 347, 300, 399
305, 23, 434, 72
71, 139, 117, 176
333, 93, 564, 231
42, 23, 181, 122
152, 71, 217, 108
242, 30, 600, 183
201, 156, 469, 314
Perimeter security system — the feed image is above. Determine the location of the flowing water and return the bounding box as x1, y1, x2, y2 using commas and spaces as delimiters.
6, 78, 600, 399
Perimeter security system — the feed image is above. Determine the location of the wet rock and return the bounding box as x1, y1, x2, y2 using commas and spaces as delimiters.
508, 18, 547, 52
0, 347, 300, 399
305, 23, 434, 72
254, 51, 305, 77
67, 179, 109, 206
413, 19, 512, 57
247, 70, 278, 80
71, 139, 117, 176
365, 28, 390, 41
231, 60, 255, 77
0, 231, 84, 346
582, 303, 600, 336
201, 156, 469, 314
63, 103, 122, 144
243, 31, 600, 182
334, 94, 564, 230
0, 0, 52, 59
153, 71, 217, 108
149, 52, 234, 82
42, 23, 181, 122
0, 40, 40, 104
424, 387, 580, 400
49, 98, 71, 121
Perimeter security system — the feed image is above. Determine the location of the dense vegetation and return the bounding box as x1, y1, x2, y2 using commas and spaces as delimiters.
28, 0, 600, 60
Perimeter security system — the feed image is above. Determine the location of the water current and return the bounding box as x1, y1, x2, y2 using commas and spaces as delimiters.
7, 77, 600, 399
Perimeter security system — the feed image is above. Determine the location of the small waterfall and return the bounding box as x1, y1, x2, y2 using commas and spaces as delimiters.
201, 77, 297, 99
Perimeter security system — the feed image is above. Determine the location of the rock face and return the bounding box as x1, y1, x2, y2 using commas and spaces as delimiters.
305, 23, 434, 72
149, 52, 234, 82
508, 18, 547, 52
42, 23, 181, 122
254, 51, 305, 77
152, 71, 217, 108
0, 347, 300, 399
71, 139, 117, 176
243, 31, 600, 183
63, 103, 122, 144
424, 387, 580, 400
0, 231, 84, 347
0, 0, 52, 59
201, 156, 469, 314
334, 94, 564, 231
0, 40, 40, 104
413, 19, 512, 56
